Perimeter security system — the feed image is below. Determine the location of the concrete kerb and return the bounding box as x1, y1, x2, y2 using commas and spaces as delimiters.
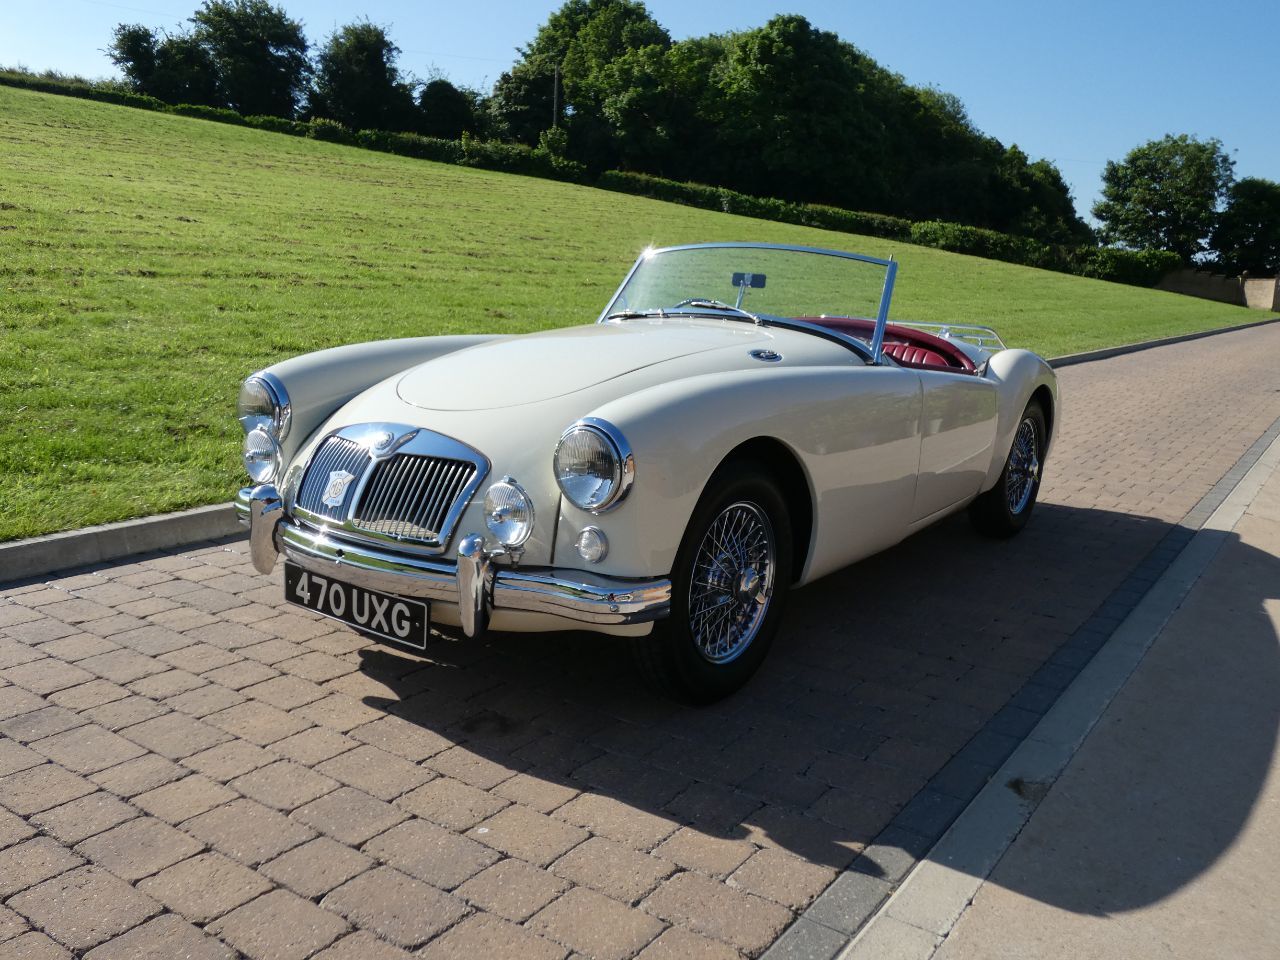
0, 502, 240, 584
1048, 315, 1280, 368
837, 428, 1280, 960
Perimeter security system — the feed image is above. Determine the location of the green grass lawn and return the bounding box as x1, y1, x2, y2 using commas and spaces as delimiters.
0, 86, 1266, 541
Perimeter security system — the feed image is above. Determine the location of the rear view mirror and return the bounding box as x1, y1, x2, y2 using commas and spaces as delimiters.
732, 272, 766, 289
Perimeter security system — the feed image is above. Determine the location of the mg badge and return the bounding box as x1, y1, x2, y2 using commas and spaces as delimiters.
372, 430, 395, 452
322, 470, 357, 508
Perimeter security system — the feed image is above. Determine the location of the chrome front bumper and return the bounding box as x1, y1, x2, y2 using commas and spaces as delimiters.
235, 485, 671, 638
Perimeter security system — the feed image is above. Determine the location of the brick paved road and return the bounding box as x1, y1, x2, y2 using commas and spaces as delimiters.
3, 324, 1280, 960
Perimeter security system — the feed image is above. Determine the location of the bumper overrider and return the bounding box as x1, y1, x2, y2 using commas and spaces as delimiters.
235, 485, 671, 639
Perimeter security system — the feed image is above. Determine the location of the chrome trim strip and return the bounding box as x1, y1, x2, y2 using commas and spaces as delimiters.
277, 521, 671, 627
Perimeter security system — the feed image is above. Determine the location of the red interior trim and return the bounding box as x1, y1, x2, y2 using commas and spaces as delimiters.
792, 317, 976, 372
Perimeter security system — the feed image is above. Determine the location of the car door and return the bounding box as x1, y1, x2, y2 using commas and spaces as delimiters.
911, 370, 999, 521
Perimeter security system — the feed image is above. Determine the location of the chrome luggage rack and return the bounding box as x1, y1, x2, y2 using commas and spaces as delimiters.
893, 321, 1006, 351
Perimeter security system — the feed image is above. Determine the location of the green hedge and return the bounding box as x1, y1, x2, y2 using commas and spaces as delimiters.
0, 69, 1178, 289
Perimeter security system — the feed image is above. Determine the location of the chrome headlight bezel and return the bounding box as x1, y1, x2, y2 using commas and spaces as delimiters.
237, 372, 291, 441
242, 428, 281, 484
553, 418, 635, 514
484, 477, 536, 548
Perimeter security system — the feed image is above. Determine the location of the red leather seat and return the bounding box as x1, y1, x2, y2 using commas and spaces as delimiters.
882, 341, 950, 369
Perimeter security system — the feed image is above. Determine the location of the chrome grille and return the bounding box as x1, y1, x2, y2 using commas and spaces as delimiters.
296, 437, 372, 521
352, 454, 478, 545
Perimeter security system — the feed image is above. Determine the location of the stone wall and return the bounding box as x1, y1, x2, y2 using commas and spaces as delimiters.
1157, 268, 1279, 311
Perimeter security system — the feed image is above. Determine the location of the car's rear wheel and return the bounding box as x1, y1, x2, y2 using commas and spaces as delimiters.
969, 399, 1046, 538
632, 464, 792, 703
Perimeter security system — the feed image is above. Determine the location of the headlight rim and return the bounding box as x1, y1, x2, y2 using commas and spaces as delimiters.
237, 372, 292, 442
242, 427, 282, 484
554, 417, 635, 514
484, 477, 536, 548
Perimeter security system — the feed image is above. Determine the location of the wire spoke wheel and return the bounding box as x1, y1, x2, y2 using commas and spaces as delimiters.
687, 501, 775, 664
1005, 415, 1041, 515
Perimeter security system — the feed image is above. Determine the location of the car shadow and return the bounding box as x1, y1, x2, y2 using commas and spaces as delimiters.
351, 501, 1279, 915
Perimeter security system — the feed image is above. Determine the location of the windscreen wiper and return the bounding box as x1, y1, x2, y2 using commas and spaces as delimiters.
672, 299, 764, 325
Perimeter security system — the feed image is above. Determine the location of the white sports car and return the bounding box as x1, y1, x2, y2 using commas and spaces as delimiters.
236, 243, 1057, 701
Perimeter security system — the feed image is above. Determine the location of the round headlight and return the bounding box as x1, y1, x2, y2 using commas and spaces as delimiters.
554, 420, 634, 512
484, 479, 535, 547
237, 375, 290, 440
243, 428, 281, 483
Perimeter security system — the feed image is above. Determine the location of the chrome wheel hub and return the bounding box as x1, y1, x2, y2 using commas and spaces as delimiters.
1006, 416, 1040, 515
689, 501, 775, 664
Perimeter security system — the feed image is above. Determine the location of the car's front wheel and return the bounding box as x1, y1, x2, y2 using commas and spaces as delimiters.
632, 464, 792, 703
969, 399, 1046, 537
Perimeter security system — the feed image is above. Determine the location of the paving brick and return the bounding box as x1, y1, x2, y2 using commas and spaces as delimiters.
322, 866, 467, 949
104, 624, 190, 656
635, 927, 741, 960
455, 857, 570, 921
138, 852, 273, 923
260, 836, 373, 898
75, 815, 203, 881
240, 638, 306, 665
556, 793, 680, 852
286, 786, 403, 845
320, 744, 434, 801
270, 726, 356, 765
128, 669, 206, 700
0, 706, 86, 743
297, 693, 385, 731
242, 675, 326, 711
0, 837, 84, 896
78, 649, 168, 684
728, 847, 837, 910
362, 817, 499, 890
184, 798, 315, 866
350, 715, 452, 761
82, 914, 235, 960
8, 866, 159, 952
0, 686, 46, 721
82, 695, 168, 731
207, 700, 310, 745
120, 712, 229, 759
553, 835, 674, 904
89, 754, 186, 796
0, 763, 96, 815
0, 807, 35, 849
426, 745, 521, 789
493, 771, 579, 813
46, 678, 130, 711
643, 871, 793, 955
134, 774, 239, 823
229, 759, 339, 811
470, 803, 589, 868
7, 619, 75, 646
0, 933, 71, 959
313, 931, 413, 960
276, 651, 353, 683
209, 888, 348, 960
202, 660, 279, 690
528, 885, 666, 960
184, 740, 273, 781
31, 724, 146, 774
38, 634, 120, 662
30, 792, 137, 845
159, 643, 241, 674
0, 904, 27, 944
165, 683, 245, 717
0, 739, 42, 778
418, 912, 567, 960
652, 828, 756, 879
2, 658, 95, 696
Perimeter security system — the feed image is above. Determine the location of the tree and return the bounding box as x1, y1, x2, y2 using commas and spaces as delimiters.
108, 24, 220, 106
1213, 177, 1280, 275
189, 0, 310, 117
1092, 134, 1234, 262
309, 21, 415, 131
418, 79, 478, 140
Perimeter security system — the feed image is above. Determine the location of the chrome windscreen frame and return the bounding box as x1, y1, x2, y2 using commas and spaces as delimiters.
291, 422, 490, 556
597, 242, 898, 365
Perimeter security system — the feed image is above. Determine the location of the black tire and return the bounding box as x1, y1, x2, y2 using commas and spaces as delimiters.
969, 399, 1047, 538
631, 463, 792, 704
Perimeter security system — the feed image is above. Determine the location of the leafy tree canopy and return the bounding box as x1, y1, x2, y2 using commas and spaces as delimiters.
1213, 177, 1280, 275
1092, 134, 1234, 263
310, 21, 415, 132
418, 78, 479, 141
190, 0, 310, 117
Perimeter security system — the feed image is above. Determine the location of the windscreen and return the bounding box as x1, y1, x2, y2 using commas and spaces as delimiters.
603, 245, 892, 325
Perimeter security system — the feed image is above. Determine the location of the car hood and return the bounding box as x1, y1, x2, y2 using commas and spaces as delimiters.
397, 320, 770, 411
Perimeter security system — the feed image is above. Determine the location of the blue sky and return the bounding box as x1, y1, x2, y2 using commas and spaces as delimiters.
3, 0, 1276, 222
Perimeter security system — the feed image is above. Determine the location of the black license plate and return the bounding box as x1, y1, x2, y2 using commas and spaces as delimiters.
284, 562, 429, 650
